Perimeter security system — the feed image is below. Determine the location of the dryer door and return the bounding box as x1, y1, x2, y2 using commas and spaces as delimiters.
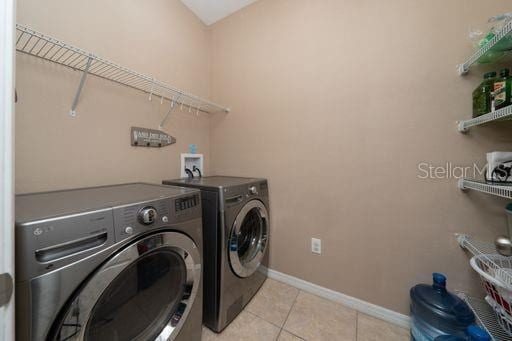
50, 231, 201, 341
229, 200, 269, 278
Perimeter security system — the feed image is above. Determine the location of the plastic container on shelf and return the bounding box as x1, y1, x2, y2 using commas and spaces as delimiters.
470, 12, 512, 64
410, 273, 476, 341
472, 72, 497, 118
494, 69, 512, 111
476, 33, 506, 64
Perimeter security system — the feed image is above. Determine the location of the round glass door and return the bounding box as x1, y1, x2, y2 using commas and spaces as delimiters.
229, 200, 269, 278
51, 232, 201, 341
85, 250, 186, 340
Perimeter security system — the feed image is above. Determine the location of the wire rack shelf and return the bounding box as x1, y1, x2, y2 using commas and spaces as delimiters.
15, 24, 230, 117
458, 179, 512, 200
458, 105, 512, 132
458, 20, 512, 75
459, 293, 510, 341
457, 234, 512, 288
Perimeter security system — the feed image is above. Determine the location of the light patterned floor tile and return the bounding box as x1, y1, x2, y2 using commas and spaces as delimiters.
246, 278, 300, 327
283, 291, 357, 341
277, 330, 305, 340
201, 310, 281, 341
356, 313, 409, 341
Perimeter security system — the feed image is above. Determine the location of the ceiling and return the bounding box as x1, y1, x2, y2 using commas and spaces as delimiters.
180, 0, 258, 26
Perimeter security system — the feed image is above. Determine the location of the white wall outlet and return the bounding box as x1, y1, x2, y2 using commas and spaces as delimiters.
311, 238, 322, 254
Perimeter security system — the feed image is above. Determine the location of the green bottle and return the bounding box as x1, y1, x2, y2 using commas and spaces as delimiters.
494, 68, 512, 110
472, 71, 497, 118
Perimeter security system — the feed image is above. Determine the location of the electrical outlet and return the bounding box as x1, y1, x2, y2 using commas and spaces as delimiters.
311, 238, 321, 254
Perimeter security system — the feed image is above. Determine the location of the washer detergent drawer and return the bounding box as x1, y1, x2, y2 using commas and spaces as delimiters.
15, 208, 115, 282
35, 232, 108, 262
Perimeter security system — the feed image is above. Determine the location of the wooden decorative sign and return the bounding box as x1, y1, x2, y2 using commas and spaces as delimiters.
131, 127, 176, 148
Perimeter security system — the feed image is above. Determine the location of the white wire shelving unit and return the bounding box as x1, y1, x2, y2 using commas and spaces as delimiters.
459, 293, 511, 341
15, 24, 230, 120
457, 234, 512, 287
458, 20, 512, 75
456, 234, 512, 340
458, 179, 512, 199
458, 105, 512, 132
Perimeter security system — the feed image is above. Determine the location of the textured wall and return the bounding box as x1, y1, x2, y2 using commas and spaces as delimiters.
208, 0, 512, 314
15, 0, 211, 193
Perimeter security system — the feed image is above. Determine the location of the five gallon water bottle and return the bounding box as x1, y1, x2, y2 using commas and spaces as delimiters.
410, 273, 482, 340
434, 325, 490, 340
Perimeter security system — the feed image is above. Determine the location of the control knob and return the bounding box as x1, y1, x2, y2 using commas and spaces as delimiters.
138, 206, 157, 225
248, 186, 258, 195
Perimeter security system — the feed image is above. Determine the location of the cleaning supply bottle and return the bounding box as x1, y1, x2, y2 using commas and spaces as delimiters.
473, 72, 497, 118
494, 68, 512, 110
410, 273, 475, 341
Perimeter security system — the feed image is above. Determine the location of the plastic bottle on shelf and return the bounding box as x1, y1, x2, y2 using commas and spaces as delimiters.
472, 72, 497, 118
410, 273, 475, 341
494, 68, 512, 111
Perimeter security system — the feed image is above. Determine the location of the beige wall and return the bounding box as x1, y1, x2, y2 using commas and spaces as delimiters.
209, 0, 512, 314
15, 0, 512, 316
15, 0, 211, 193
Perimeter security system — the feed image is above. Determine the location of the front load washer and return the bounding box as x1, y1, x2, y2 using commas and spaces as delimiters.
15, 183, 203, 341
162, 176, 270, 332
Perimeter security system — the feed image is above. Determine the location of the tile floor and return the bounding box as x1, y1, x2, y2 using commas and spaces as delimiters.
201, 278, 410, 341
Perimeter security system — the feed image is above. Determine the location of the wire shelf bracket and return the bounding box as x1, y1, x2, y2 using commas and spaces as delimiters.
458, 105, 512, 132
458, 179, 512, 199
457, 20, 512, 75
15, 23, 230, 118
69, 56, 92, 117
159, 100, 175, 130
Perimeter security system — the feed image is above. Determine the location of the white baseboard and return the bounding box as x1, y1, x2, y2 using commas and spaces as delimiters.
267, 269, 411, 329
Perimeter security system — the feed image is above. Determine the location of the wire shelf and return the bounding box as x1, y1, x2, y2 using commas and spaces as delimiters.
459, 293, 511, 341
458, 179, 512, 200
458, 20, 512, 75
15, 24, 229, 115
457, 234, 512, 288
458, 105, 512, 132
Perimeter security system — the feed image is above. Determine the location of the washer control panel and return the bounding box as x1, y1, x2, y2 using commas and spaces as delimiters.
138, 206, 157, 225
175, 194, 199, 212
113, 192, 201, 242
248, 185, 258, 195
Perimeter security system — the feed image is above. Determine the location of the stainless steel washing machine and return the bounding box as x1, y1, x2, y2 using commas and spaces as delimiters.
15, 183, 203, 341
162, 176, 270, 332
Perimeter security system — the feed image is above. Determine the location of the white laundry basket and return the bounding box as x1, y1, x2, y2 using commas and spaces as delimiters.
470, 254, 512, 336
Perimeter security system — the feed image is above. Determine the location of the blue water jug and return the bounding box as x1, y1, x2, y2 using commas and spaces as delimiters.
410, 273, 475, 341
434, 325, 491, 340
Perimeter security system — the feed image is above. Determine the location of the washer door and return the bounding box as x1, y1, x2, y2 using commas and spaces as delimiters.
229, 200, 269, 278
51, 231, 201, 341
